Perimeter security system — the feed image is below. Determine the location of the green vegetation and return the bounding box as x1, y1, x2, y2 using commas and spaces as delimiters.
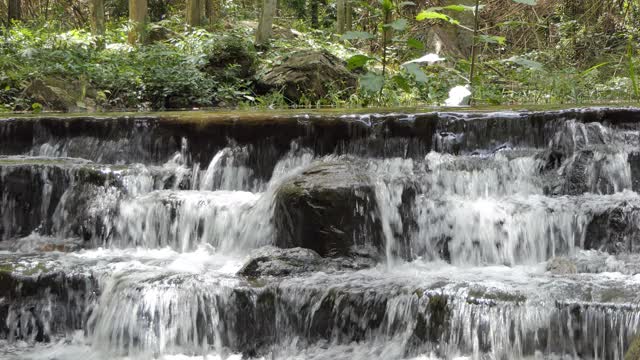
0, 0, 639, 112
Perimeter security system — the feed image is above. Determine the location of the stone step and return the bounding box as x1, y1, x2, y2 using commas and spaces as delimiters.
0, 251, 638, 358
0, 157, 187, 243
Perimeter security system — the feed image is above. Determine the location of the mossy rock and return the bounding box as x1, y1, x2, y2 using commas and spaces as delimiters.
256, 50, 357, 103
627, 334, 640, 360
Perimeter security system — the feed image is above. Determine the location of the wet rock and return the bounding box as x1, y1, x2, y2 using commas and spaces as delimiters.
549, 121, 611, 159
559, 149, 631, 195
256, 50, 357, 102
0, 265, 96, 341
273, 160, 382, 257
546, 257, 577, 275
585, 202, 640, 253
238, 246, 379, 277
238, 246, 322, 277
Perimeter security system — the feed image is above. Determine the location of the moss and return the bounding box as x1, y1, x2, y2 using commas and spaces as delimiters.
414, 288, 424, 299
467, 289, 526, 304
0, 263, 15, 273
626, 334, 640, 360
22, 262, 50, 276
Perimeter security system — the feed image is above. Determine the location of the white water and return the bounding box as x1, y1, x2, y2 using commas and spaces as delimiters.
2, 115, 640, 359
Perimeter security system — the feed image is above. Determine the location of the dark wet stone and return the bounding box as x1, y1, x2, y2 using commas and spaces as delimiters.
0, 268, 96, 341
238, 246, 379, 278
238, 246, 322, 277
585, 202, 640, 253
273, 160, 382, 257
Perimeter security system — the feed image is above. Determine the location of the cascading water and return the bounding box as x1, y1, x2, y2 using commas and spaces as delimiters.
2, 108, 640, 360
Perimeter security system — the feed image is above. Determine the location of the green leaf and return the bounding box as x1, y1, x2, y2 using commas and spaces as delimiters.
359, 72, 385, 92
477, 34, 506, 45
441, 4, 476, 11
341, 31, 376, 41
399, 1, 416, 8
403, 63, 429, 83
407, 38, 425, 50
416, 10, 459, 25
512, 0, 537, 5
384, 19, 409, 31
504, 56, 545, 71
380, 0, 394, 11
347, 55, 374, 70
392, 75, 411, 92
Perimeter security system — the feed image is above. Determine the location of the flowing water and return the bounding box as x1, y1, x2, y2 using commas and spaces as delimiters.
1, 108, 640, 360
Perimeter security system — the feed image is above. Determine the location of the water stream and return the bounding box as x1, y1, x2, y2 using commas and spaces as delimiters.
1, 108, 640, 359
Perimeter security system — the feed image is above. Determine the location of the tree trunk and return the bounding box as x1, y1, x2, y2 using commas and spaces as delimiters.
255, 0, 277, 46
336, 0, 346, 34
128, 0, 148, 45
8, 0, 21, 23
205, 0, 222, 25
309, 0, 319, 28
187, 0, 203, 26
345, 0, 352, 31
90, 0, 106, 36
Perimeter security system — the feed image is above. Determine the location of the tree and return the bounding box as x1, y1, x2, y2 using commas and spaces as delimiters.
256, 0, 277, 45
90, 0, 106, 36
128, 0, 148, 44
186, 0, 205, 26
310, 0, 319, 28
205, 0, 222, 25
8, 0, 21, 23
336, 0, 346, 34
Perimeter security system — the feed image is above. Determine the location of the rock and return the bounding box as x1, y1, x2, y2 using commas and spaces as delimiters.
549, 121, 611, 160
238, 246, 322, 277
203, 35, 257, 81
585, 203, 640, 254
273, 160, 382, 257
256, 50, 357, 103
546, 257, 577, 275
23, 79, 77, 111
238, 246, 379, 277
144, 23, 176, 44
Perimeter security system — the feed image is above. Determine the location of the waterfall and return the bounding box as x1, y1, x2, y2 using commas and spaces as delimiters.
2, 108, 640, 360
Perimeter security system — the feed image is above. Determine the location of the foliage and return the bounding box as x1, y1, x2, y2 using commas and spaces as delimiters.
0, 0, 639, 111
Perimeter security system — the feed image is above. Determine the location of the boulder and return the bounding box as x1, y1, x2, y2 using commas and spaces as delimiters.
256, 50, 357, 103
585, 203, 640, 254
546, 257, 577, 275
23, 78, 97, 112
273, 160, 382, 257
238, 246, 322, 277
238, 246, 379, 277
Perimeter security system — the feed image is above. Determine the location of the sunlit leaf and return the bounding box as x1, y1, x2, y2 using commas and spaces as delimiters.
416, 10, 459, 25
477, 34, 506, 45
403, 63, 429, 83
512, 0, 537, 5
341, 31, 376, 41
